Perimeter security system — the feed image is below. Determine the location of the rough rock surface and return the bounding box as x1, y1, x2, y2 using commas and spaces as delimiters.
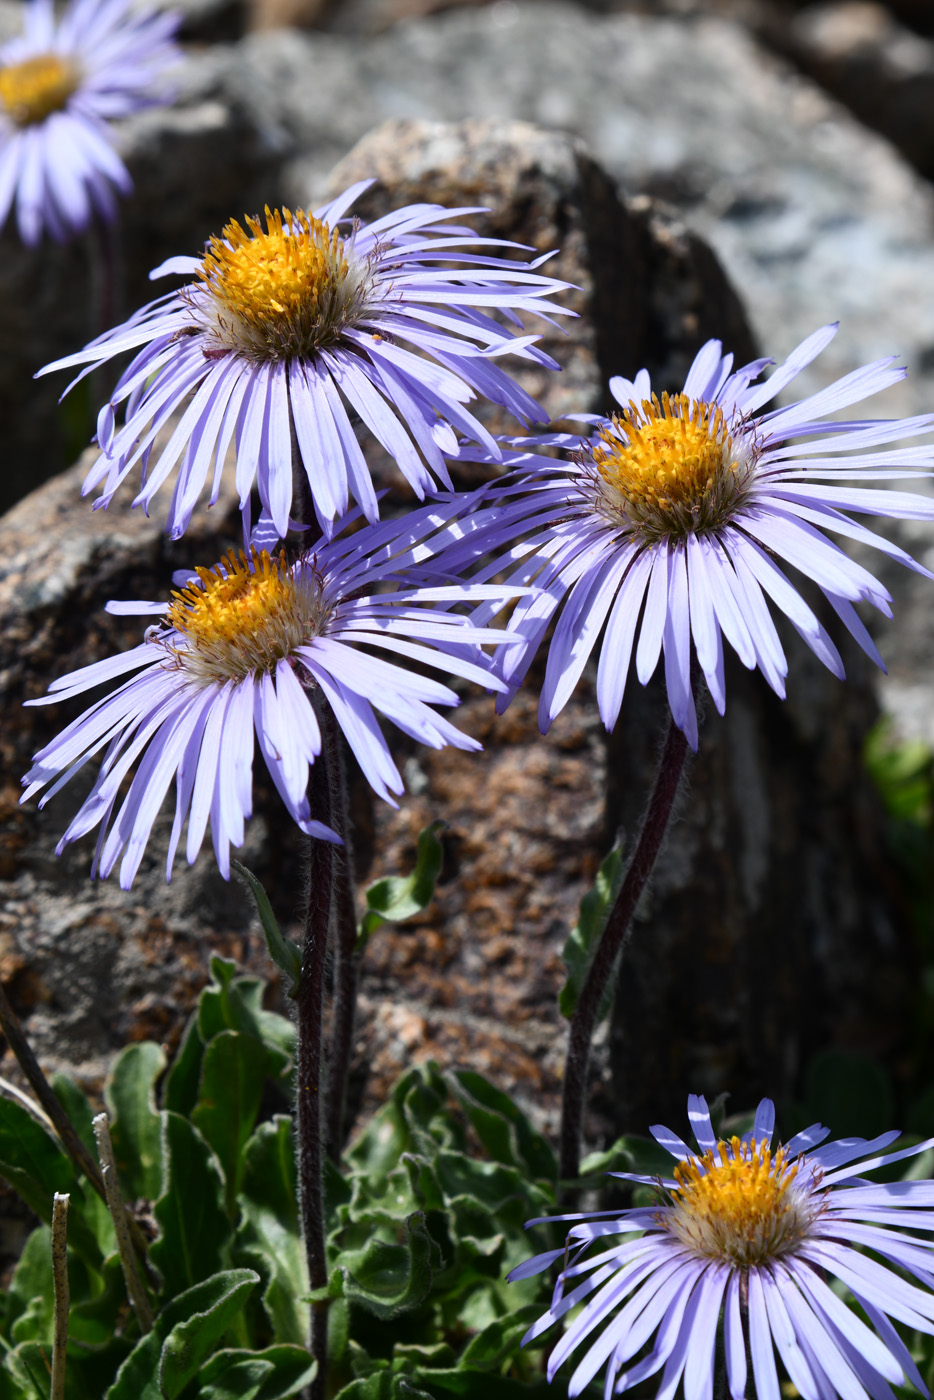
1, 120, 914, 1155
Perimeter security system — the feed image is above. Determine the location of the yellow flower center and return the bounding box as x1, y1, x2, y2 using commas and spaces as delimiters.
589, 393, 755, 542
163, 548, 325, 686
0, 53, 78, 126
664, 1138, 818, 1267
196, 207, 370, 362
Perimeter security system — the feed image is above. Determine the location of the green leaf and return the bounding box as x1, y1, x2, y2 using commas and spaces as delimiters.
0, 1099, 101, 1268
4, 1342, 53, 1400
195, 1345, 315, 1400
158, 1268, 259, 1399
332, 1212, 438, 1319
150, 1112, 232, 1297
235, 1116, 307, 1345
358, 823, 445, 949
559, 847, 624, 1022
579, 1132, 674, 1182
105, 1271, 258, 1400
233, 862, 302, 998
106, 1042, 166, 1201
163, 1012, 205, 1119
105, 1333, 162, 1400
447, 1071, 555, 1181
192, 1031, 270, 1217
457, 1306, 543, 1371
50, 1074, 97, 1159
7, 1229, 53, 1344
198, 962, 293, 1077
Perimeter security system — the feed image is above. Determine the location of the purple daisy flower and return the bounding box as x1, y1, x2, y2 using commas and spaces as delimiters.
0, 0, 179, 245
21, 502, 522, 888
512, 1094, 934, 1400
447, 323, 934, 748
38, 185, 573, 539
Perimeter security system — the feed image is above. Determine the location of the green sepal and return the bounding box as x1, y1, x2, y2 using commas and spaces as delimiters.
559, 846, 624, 1022
232, 861, 302, 999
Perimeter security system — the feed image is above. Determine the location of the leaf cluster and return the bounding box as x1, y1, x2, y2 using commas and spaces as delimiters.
0, 956, 564, 1399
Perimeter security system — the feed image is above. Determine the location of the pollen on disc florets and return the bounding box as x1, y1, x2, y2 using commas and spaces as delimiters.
661, 1137, 822, 1268
0, 53, 79, 126
161, 548, 327, 687
194, 206, 373, 362
583, 392, 758, 544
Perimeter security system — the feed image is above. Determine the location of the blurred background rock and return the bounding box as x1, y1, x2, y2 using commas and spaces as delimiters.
0, 0, 932, 1177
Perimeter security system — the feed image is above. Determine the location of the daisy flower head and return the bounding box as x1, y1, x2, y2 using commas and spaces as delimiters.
449, 324, 934, 749
38, 182, 574, 540
512, 1093, 934, 1400
20, 501, 523, 889
0, 0, 180, 245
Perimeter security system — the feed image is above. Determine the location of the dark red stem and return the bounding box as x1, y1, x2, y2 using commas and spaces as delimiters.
559, 714, 689, 1185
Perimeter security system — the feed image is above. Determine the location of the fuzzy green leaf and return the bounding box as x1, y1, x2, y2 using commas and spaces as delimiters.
447, 1071, 555, 1181
106, 1042, 166, 1201
150, 1112, 232, 1296
0, 1099, 101, 1267
163, 1012, 205, 1119
195, 1345, 315, 1400
192, 1031, 270, 1217
158, 1268, 259, 1398
334, 1212, 437, 1319
198, 961, 293, 1075
234, 1116, 307, 1345
106, 1271, 258, 1400
358, 823, 444, 949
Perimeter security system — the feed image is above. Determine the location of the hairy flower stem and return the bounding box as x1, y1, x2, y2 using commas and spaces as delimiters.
559, 714, 689, 1185
324, 727, 358, 1161
297, 722, 337, 1400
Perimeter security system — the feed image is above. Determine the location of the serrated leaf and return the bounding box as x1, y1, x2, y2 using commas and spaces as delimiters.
336, 1212, 437, 1319
559, 847, 624, 1022
106, 1042, 166, 1201
195, 1345, 315, 1400
234, 1116, 307, 1345
192, 1031, 270, 1217
158, 1268, 259, 1399
233, 861, 302, 998
358, 823, 445, 948
150, 1112, 232, 1297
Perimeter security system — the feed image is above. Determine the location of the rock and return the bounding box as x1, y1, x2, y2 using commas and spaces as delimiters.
758, 2, 934, 184
0, 118, 918, 1159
